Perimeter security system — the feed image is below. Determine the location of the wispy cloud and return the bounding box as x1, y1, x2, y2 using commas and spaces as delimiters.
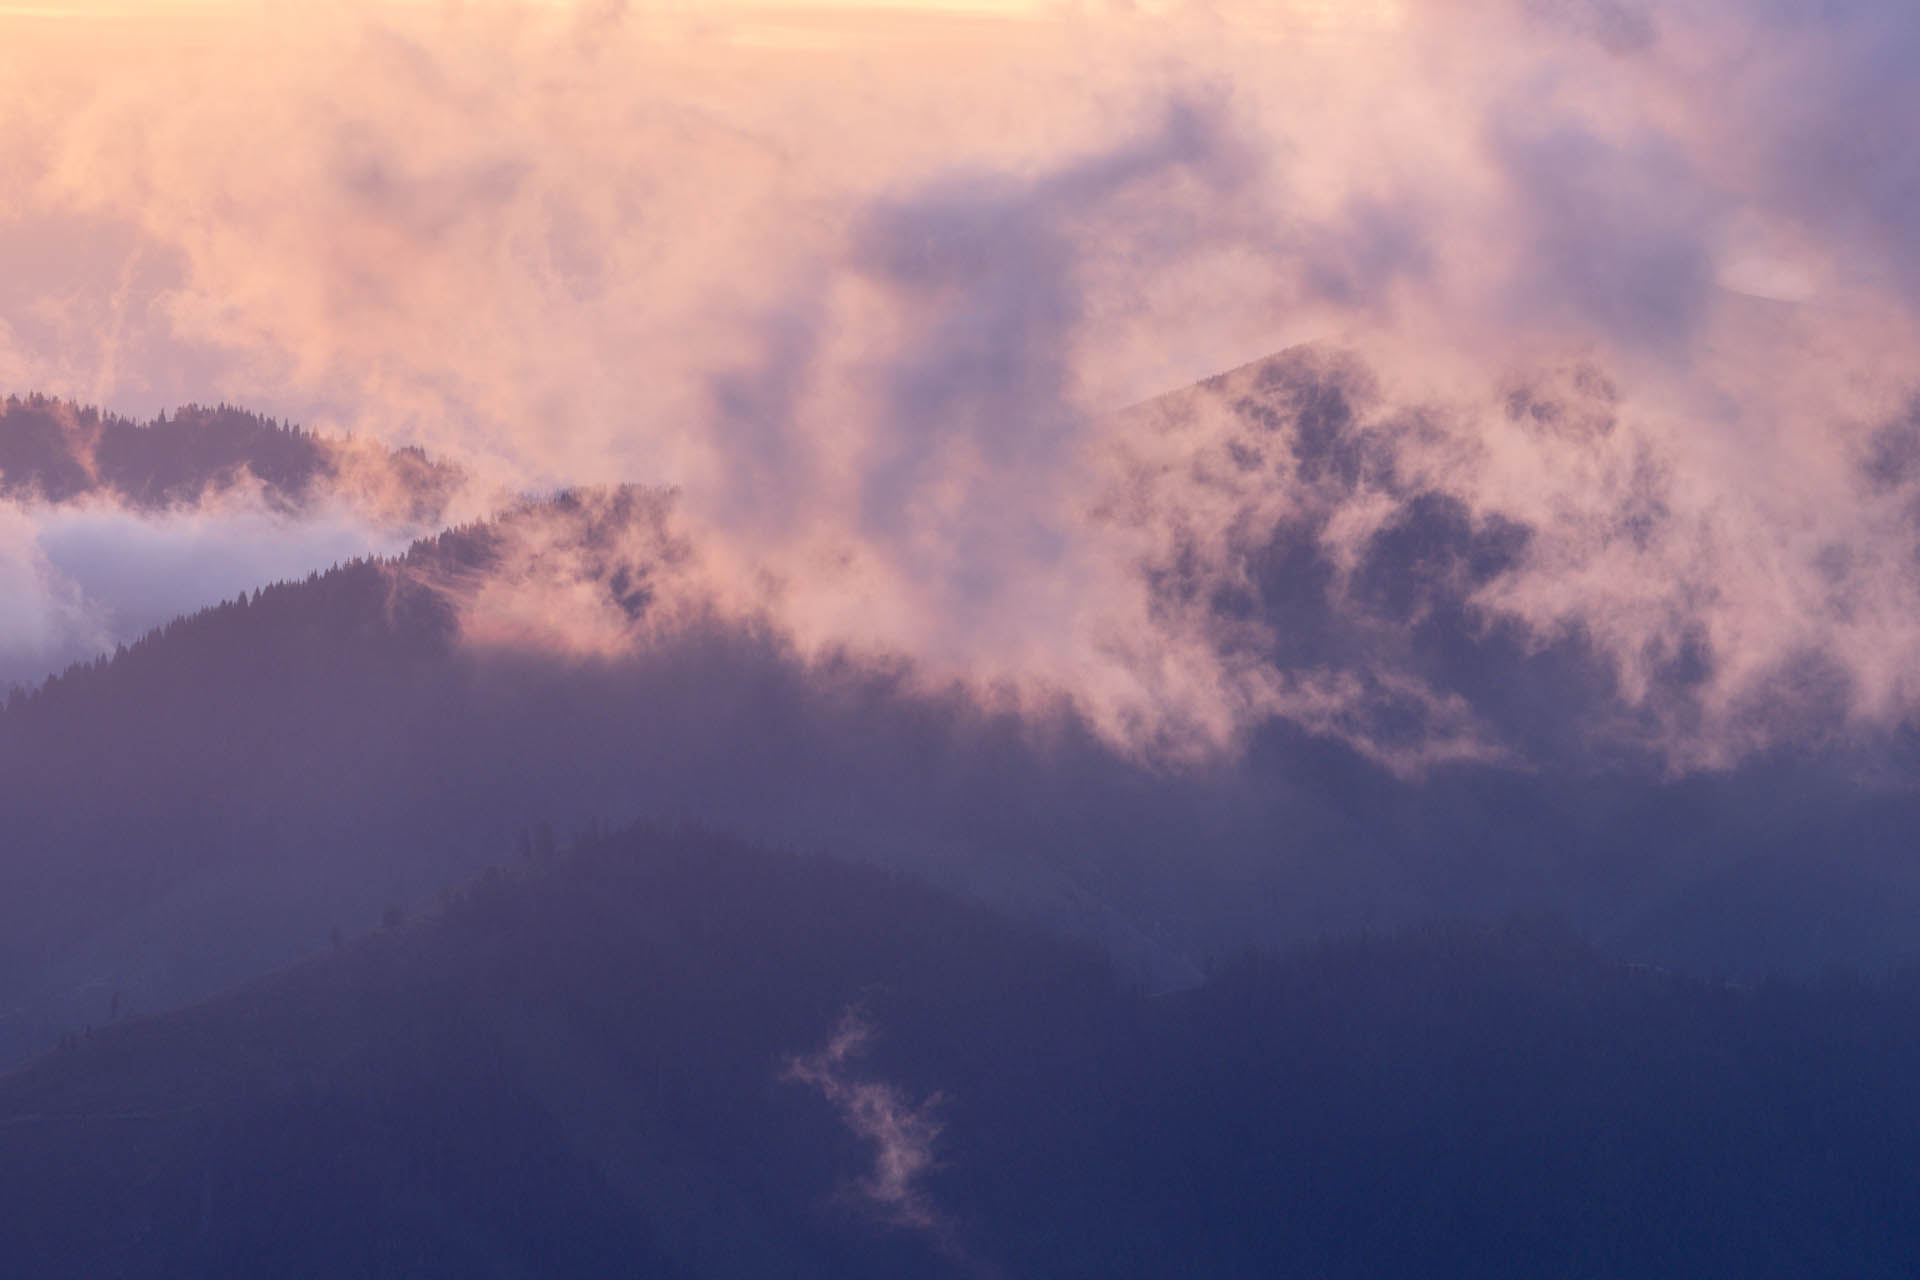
785, 1005, 955, 1241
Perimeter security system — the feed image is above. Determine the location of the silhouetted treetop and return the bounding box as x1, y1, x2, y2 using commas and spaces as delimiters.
0, 391, 458, 518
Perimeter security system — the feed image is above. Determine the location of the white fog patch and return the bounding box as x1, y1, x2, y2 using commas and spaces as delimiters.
0, 489, 411, 690
0, 501, 109, 691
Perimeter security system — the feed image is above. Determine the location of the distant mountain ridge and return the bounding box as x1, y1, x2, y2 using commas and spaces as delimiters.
0, 392, 459, 521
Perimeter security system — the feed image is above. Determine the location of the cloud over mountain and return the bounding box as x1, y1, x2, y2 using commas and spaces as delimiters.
8, 0, 1920, 769
0, 397, 455, 689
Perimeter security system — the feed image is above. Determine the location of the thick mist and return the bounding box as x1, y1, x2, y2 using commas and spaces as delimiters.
9, 0, 1920, 770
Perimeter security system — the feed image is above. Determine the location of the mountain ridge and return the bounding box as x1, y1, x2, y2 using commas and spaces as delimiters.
0, 391, 459, 520
9, 823, 1920, 1278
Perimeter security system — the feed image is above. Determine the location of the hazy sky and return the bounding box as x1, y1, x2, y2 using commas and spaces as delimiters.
6, 0, 1920, 768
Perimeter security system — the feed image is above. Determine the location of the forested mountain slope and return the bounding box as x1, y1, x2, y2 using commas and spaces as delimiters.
6, 481, 1920, 1073
5, 826, 1918, 1279
10, 349, 1920, 1076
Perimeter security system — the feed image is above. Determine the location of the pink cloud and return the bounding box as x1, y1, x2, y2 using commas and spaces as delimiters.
10, 1, 1920, 769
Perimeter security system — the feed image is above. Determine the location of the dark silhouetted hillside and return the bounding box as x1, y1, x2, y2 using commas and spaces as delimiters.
9, 358, 1920, 1081
0, 392, 457, 518
7, 484, 1920, 1075
5, 826, 1920, 1278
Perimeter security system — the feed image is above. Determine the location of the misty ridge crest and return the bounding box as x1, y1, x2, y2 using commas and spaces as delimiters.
1092, 342, 1920, 774
0, 393, 467, 694
0, 392, 458, 521
10, 360, 1920, 1080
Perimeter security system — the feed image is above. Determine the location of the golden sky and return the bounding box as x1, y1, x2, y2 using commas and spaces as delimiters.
0, 0, 1051, 15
